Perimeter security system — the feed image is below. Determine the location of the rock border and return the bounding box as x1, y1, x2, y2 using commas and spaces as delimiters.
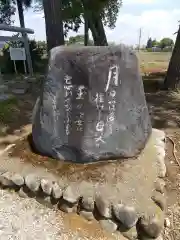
0, 129, 167, 240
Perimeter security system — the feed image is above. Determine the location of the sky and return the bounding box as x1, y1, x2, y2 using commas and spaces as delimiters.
1, 0, 180, 46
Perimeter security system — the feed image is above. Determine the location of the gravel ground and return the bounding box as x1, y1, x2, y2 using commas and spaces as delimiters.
164, 203, 180, 240
0, 189, 66, 240
0, 189, 126, 240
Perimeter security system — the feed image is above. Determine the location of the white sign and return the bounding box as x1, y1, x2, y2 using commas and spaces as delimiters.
9, 47, 26, 61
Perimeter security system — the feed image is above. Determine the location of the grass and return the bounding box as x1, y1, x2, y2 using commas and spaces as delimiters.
136, 51, 171, 74
0, 97, 18, 123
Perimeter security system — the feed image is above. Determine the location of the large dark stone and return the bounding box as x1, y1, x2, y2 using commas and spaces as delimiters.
32, 45, 151, 163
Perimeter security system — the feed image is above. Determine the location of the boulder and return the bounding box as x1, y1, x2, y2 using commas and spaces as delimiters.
32, 45, 151, 163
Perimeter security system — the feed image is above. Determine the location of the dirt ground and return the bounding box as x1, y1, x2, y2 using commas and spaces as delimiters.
0, 71, 180, 239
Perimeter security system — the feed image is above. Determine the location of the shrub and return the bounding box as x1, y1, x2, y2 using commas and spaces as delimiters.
0, 39, 47, 74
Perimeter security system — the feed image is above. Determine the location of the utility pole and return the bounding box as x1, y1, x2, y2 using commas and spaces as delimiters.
138, 28, 142, 51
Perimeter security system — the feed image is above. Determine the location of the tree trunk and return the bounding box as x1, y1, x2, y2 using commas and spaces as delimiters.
164, 26, 180, 89
43, 0, 64, 52
84, 17, 89, 46
16, 0, 25, 28
81, 0, 108, 46
93, 16, 108, 46
16, 0, 33, 75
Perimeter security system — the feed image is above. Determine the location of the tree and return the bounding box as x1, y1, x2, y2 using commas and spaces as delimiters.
0, 0, 15, 24
159, 38, 174, 49
1, 0, 65, 51
16, 0, 32, 29
35, 0, 122, 46
81, 0, 122, 46
68, 34, 94, 45
0, 0, 34, 74
146, 38, 152, 48
164, 27, 180, 89
84, 16, 89, 46
34, 0, 82, 38
152, 39, 159, 47
42, 0, 64, 51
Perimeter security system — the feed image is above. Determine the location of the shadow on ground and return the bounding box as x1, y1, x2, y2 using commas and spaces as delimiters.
143, 75, 180, 129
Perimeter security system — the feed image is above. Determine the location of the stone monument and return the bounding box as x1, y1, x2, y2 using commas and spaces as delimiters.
0, 45, 167, 239
32, 45, 152, 163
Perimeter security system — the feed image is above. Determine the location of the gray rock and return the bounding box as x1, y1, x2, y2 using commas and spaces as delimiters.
37, 196, 53, 208
121, 226, 138, 240
0, 172, 14, 187
32, 45, 152, 163
25, 174, 40, 193
79, 181, 95, 208
139, 210, 164, 238
95, 196, 112, 219
43, 196, 52, 203
113, 204, 138, 229
63, 185, 80, 204
52, 182, 62, 199
81, 196, 94, 211
151, 191, 166, 211
164, 218, 170, 228
59, 201, 77, 213
79, 210, 94, 221
11, 174, 24, 187
18, 187, 28, 198
154, 179, 165, 194
40, 179, 52, 195
99, 219, 118, 233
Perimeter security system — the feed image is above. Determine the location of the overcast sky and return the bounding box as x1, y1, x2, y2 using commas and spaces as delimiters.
2, 0, 180, 46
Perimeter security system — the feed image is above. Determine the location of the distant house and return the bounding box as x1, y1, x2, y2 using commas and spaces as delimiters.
151, 46, 161, 52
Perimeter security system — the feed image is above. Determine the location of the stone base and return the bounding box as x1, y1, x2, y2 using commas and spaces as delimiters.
0, 128, 166, 240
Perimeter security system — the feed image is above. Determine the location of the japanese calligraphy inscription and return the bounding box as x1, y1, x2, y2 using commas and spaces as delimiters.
32, 45, 152, 163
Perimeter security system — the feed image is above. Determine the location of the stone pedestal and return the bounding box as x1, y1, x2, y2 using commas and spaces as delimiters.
0, 128, 167, 240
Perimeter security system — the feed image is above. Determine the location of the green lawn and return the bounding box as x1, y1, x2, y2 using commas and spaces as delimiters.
136, 51, 171, 73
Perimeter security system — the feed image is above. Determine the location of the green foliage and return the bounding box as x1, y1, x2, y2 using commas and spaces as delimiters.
146, 38, 152, 48
159, 38, 174, 49
151, 39, 159, 47
34, 0, 122, 35
34, 0, 82, 36
1, 38, 46, 74
0, 0, 15, 24
0, 97, 18, 123
146, 37, 174, 51
67, 34, 94, 45
0, 0, 34, 24
101, 0, 122, 29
